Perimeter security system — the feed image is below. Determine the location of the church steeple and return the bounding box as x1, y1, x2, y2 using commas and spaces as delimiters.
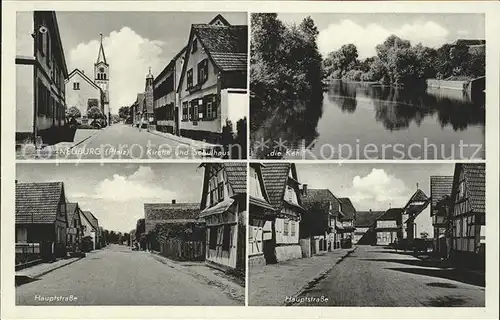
96, 33, 107, 65
145, 66, 154, 88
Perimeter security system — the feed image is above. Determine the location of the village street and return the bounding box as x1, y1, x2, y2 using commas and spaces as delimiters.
16, 244, 241, 306
294, 246, 485, 307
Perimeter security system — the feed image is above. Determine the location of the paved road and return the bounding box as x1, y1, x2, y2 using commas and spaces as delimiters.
294, 246, 485, 307
57, 124, 205, 160
16, 245, 241, 306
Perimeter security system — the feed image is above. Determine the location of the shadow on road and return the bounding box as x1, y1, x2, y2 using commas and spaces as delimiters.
421, 295, 472, 307
15, 276, 41, 287
387, 267, 485, 287
361, 258, 448, 269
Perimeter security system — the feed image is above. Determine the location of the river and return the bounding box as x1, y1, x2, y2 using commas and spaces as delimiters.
250, 80, 485, 160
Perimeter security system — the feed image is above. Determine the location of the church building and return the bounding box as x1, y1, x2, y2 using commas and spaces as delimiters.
65, 33, 110, 125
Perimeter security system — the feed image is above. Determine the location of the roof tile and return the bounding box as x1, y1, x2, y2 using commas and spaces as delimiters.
15, 182, 64, 224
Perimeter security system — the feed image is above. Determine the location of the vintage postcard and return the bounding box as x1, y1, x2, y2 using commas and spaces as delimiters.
1, 1, 499, 320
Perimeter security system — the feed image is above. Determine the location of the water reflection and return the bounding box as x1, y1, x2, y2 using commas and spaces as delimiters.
250, 80, 485, 159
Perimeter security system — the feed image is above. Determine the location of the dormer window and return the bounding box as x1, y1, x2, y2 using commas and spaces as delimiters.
192, 38, 198, 53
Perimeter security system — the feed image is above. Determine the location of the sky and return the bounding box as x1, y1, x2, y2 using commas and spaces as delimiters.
296, 163, 455, 236
54, 12, 247, 112
277, 13, 485, 58
16, 163, 204, 233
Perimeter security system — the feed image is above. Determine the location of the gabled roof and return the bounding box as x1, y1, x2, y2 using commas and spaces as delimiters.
261, 163, 292, 210
66, 202, 81, 224
81, 210, 99, 231
209, 14, 231, 26
378, 208, 403, 221
66, 68, 102, 92
194, 25, 247, 71
177, 23, 248, 92
144, 203, 200, 233
302, 189, 342, 216
454, 163, 485, 212
355, 210, 385, 227
16, 182, 65, 224
249, 163, 274, 211
262, 163, 303, 210
403, 189, 430, 223
224, 163, 247, 195
338, 198, 356, 220
430, 176, 453, 210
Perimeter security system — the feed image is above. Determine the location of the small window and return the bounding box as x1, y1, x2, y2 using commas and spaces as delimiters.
192, 38, 198, 53
291, 221, 296, 236
187, 69, 193, 89
217, 182, 224, 201
73, 82, 80, 90
222, 225, 231, 251
284, 220, 289, 236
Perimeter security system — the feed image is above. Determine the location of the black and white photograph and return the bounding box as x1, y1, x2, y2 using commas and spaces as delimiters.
248, 162, 485, 306
250, 13, 486, 160
15, 163, 246, 305
15, 11, 248, 160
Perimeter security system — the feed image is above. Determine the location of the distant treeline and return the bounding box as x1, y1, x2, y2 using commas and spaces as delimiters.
323, 35, 485, 86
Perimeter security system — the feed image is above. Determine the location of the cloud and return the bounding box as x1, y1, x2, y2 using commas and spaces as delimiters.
318, 19, 450, 58
67, 27, 166, 112
66, 166, 177, 231
93, 166, 175, 202
346, 168, 410, 210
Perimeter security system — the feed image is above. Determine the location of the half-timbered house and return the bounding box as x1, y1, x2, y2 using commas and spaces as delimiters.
449, 163, 485, 269
338, 198, 356, 248
199, 163, 247, 275
248, 163, 275, 267
374, 208, 403, 245
66, 202, 84, 254
261, 163, 304, 262
402, 189, 431, 240
430, 176, 453, 257
15, 181, 68, 263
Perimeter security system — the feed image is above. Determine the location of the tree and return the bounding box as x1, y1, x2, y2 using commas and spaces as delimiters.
66, 106, 81, 118
87, 106, 103, 120
324, 44, 359, 79
118, 106, 130, 120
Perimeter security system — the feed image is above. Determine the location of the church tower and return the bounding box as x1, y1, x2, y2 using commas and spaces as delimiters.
94, 33, 110, 123
144, 67, 154, 125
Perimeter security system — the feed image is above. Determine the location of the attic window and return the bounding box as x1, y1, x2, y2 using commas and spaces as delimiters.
73, 82, 80, 90
192, 38, 198, 53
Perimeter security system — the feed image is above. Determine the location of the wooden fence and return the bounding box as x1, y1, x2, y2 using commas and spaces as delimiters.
160, 238, 205, 262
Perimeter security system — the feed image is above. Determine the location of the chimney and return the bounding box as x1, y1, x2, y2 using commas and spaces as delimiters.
171, 199, 176, 204
302, 184, 308, 196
